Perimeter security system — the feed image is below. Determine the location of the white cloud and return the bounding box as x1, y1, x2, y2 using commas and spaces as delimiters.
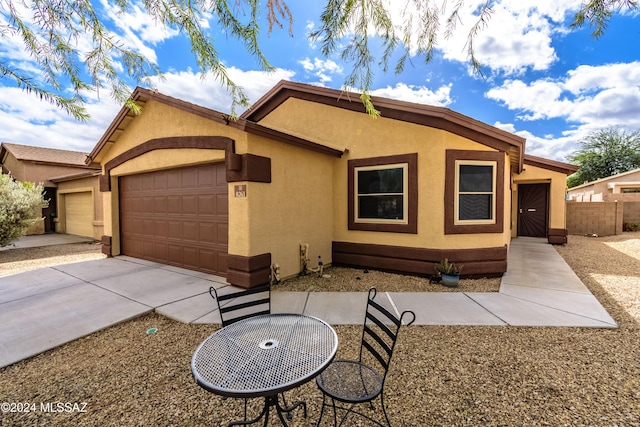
0, 67, 296, 153
98, 0, 180, 64
487, 61, 640, 162
150, 67, 296, 112
298, 57, 343, 83
493, 121, 586, 161
382, 0, 583, 75
0, 86, 121, 153
486, 61, 640, 127
371, 82, 452, 107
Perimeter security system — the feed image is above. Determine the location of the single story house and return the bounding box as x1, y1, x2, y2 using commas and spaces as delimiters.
567, 167, 640, 202
0, 142, 101, 237
87, 81, 577, 287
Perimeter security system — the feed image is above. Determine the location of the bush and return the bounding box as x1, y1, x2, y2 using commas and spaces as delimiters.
0, 174, 48, 247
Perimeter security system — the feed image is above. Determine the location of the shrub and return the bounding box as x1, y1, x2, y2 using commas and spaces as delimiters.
0, 174, 48, 247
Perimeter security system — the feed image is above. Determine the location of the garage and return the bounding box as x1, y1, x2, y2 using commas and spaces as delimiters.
64, 192, 94, 237
119, 163, 228, 276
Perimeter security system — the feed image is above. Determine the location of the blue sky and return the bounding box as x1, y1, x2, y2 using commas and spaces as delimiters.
1, 1, 640, 163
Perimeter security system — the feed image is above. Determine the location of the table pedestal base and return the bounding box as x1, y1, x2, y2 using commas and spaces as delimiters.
229, 395, 307, 427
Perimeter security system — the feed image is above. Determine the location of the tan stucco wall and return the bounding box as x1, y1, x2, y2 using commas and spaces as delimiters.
230, 134, 335, 279
56, 175, 103, 240
258, 98, 512, 251
1, 153, 25, 180
98, 101, 248, 165
512, 163, 569, 237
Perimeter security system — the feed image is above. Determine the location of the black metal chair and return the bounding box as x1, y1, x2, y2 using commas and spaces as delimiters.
209, 284, 271, 327
316, 287, 416, 426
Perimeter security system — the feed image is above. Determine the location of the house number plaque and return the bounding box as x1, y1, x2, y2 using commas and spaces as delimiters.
234, 184, 247, 198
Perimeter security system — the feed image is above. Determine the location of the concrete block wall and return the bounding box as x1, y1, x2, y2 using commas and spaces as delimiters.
566, 201, 622, 236
623, 202, 640, 224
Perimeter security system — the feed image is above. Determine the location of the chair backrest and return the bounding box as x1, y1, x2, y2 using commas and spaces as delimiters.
209, 285, 271, 327
359, 287, 415, 380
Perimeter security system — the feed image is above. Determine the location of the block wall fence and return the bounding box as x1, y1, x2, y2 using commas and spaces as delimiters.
566, 201, 640, 236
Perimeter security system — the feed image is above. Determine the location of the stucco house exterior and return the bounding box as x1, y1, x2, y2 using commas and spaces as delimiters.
567, 167, 640, 202
87, 81, 577, 288
0, 142, 101, 237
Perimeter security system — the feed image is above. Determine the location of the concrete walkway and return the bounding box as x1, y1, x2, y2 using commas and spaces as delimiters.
0, 237, 617, 368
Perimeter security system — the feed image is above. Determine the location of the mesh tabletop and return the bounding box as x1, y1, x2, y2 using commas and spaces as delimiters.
191, 314, 338, 398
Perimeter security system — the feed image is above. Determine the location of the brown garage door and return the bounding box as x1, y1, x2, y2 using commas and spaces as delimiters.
120, 163, 228, 276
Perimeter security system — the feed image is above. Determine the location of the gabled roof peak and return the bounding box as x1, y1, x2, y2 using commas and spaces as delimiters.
242, 80, 526, 172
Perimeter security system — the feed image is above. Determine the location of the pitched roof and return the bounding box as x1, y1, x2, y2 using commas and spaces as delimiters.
523, 154, 579, 175
242, 80, 527, 172
1, 142, 90, 167
567, 166, 640, 190
87, 87, 343, 165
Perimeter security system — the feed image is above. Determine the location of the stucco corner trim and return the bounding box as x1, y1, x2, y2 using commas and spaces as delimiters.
548, 228, 568, 245
101, 235, 112, 256
226, 253, 272, 289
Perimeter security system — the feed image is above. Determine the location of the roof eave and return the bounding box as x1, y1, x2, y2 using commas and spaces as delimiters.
243, 80, 525, 171
523, 154, 579, 175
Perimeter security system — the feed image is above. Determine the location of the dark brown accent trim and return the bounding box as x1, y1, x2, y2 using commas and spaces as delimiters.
99, 174, 110, 192
524, 154, 579, 175
445, 150, 505, 235
99, 136, 272, 191
241, 81, 524, 165
332, 241, 508, 276
547, 228, 568, 245
227, 154, 271, 183
101, 235, 112, 257
348, 154, 418, 234
237, 121, 344, 158
226, 253, 272, 289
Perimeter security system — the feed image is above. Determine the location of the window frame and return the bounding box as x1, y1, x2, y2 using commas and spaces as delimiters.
445, 150, 504, 234
454, 160, 497, 225
348, 154, 418, 233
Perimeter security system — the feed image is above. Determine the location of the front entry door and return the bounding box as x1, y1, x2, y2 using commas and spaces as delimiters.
518, 183, 549, 237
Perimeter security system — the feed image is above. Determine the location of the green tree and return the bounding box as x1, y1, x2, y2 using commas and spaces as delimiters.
567, 127, 640, 188
0, 174, 48, 247
1, 0, 637, 119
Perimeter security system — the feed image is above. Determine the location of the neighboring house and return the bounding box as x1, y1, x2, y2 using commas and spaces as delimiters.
0, 142, 101, 238
567, 167, 640, 202
87, 81, 577, 287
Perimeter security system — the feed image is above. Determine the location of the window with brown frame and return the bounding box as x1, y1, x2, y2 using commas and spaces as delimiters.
348, 154, 418, 233
445, 150, 504, 234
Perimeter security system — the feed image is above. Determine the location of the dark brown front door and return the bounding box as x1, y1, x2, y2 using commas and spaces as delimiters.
119, 163, 228, 276
518, 183, 549, 238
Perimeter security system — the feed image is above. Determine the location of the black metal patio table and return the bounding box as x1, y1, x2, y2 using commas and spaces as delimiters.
191, 313, 338, 426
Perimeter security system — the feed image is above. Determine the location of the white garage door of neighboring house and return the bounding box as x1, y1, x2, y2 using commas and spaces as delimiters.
64, 192, 94, 237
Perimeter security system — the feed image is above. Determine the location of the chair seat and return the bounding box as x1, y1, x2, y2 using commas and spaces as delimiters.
316, 359, 383, 403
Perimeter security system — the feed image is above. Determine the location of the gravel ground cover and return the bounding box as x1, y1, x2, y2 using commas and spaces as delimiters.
1, 235, 639, 426
0, 242, 105, 278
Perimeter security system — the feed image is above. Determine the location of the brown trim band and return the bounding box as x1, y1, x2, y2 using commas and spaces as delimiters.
333, 241, 508, 276
547, 228, 568, 245
226, 253, 272, 289
444, 150, 505, 235
101, 235, 112, 256
99, 136, 270, 191
241, 81, 525, 159
348, 153, 418, 234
